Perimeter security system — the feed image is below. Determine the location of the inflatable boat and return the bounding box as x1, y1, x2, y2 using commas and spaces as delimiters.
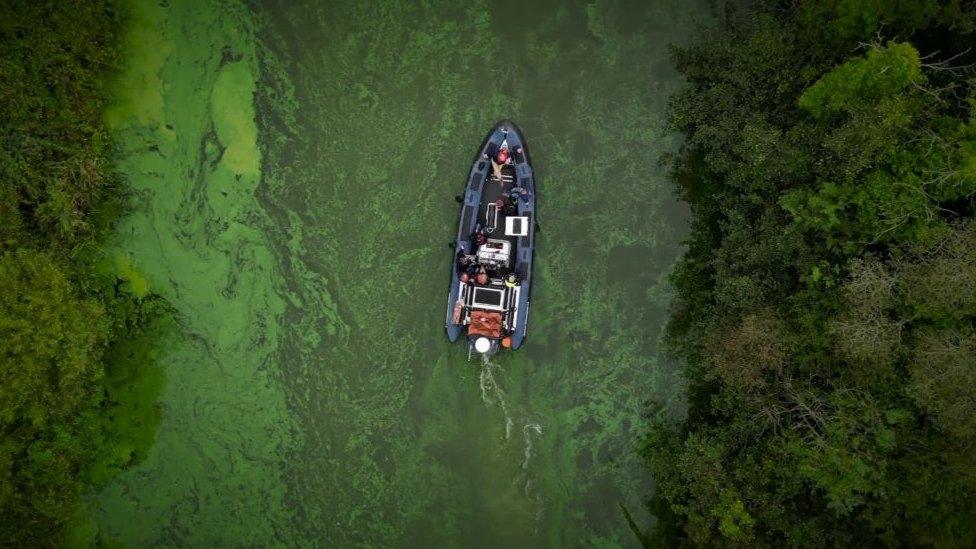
446, 120, 536, 356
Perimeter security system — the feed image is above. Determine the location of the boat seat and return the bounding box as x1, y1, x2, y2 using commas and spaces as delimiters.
491, 173, 515, 184
505, 216, 529, 237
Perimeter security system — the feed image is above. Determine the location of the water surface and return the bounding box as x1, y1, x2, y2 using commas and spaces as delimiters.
87, 0, 706, 545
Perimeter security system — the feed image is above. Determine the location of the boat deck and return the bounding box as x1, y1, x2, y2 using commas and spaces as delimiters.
446, 120, 534, 350
476, 163, 519, 276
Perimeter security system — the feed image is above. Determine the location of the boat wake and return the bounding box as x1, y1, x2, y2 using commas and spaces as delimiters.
479, 355, 546, 530
479, 354, 514, 438
522, 422, 543, 469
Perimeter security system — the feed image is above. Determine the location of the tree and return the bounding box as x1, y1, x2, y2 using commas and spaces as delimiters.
646, 1, 976, 545
829, 257, 903, 372
799, 42, 924, 119
0, 250, 107, 543
908, 326, 976, 443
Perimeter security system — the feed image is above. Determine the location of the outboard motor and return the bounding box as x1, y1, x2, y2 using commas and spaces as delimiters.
469, 336, 499, 360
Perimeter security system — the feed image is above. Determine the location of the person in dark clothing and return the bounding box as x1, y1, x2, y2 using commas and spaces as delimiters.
469, 226, 487, 249
509, 185, 531, 204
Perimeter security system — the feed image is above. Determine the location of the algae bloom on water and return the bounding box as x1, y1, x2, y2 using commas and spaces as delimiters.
26, 0, 709, 546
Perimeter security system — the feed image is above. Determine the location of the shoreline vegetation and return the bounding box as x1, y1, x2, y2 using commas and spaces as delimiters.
647, 1, 976, 546
0, 1, 165, 545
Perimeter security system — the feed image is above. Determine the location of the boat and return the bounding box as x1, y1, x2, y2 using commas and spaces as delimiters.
446, 120, 536, 356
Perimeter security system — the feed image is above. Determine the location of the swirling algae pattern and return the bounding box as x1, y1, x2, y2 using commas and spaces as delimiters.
84, 0, 706, 546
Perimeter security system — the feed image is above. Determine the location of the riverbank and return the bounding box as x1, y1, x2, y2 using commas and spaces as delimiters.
0, 1, 166, 544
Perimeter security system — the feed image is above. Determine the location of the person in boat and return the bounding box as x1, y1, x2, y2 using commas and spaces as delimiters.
475, 266, 489, 285
491, 147, 510, 186
504, 272, 519, 288
457, 252, 477, 278
494, 198, 507, 214
503, 198, 518, 216
509, 184, 531, 205
471, 227, 487, 247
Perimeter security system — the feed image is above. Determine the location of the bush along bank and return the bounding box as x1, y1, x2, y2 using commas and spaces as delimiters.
0, 2, 166, 545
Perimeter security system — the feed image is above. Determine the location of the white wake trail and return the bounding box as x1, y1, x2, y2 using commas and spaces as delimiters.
480, 354, 514, 439
478, 354, 548, 529
522, 422, 543, 469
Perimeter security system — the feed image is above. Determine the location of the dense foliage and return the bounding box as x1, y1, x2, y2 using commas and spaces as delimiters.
0, 1, 164, 545
647, 1, 976, 546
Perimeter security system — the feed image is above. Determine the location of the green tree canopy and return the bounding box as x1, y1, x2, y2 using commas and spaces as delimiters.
798, 42, 924, 119
646, 2, 976, 546
0, 250, 106, 542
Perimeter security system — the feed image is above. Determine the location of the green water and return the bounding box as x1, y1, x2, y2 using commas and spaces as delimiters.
86, 0, 706, 545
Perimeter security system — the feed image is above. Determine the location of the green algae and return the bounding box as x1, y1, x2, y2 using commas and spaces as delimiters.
253, 0, 707, 545
103, 0, 170, 131
86, 0, 297, 545
212, 62, 261, 177
85, 0, 707, 545
107, 251, 151, 298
